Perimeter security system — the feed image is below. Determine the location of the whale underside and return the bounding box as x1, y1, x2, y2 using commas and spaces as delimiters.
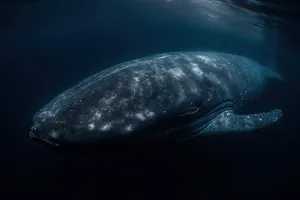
30, 51, 283, 147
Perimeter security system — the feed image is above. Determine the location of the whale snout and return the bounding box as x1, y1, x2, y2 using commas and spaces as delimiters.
29, 124, 41, 139
30, 123, 61, 146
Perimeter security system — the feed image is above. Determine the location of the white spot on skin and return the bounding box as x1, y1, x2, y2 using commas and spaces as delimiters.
190, 63, 203, 77
100, 123, 112, 131
94, 111, 102, 120
168, 67, 185, 79
197, 55, 213, 64
88, 123, 95, 130
124, 124, 133, 132
50, 130, 59, 138
135, 113, 146, 121
103, 94, 117, 105
133, 77, 140, 82
219, 112, 230, 126
40, 111, 56, 119
144, 109, 155, 118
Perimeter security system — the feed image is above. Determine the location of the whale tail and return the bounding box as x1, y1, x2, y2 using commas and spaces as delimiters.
263, 67, 283, 81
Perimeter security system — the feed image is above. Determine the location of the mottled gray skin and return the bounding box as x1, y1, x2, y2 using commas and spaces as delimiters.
30, 51, 283, 146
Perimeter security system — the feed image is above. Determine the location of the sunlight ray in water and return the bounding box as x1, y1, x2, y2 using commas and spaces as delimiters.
162, 0, 283, 41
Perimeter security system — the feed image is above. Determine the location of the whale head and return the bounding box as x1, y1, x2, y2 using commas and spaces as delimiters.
29, 103, 93, 147
29, 112, 74, 147
30, 123, 63, 147
29, 105, 125, 147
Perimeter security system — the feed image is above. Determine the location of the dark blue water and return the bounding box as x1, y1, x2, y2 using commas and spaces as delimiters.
1, 0, 300, 198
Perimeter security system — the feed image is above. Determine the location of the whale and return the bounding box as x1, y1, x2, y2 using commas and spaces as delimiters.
29, 51, 283, 147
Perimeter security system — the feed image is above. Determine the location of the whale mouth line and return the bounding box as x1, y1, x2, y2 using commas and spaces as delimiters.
30, 131, 60, 147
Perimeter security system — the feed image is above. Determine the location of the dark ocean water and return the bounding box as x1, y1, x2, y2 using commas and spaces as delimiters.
1, 0, 300, 198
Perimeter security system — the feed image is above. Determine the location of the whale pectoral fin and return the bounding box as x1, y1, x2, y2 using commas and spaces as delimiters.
200, 109, 283, 134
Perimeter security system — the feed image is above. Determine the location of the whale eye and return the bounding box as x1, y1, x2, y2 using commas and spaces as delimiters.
180, 107, 200, 116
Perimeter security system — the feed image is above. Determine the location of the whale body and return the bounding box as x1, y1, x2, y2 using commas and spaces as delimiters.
30, 51, 283, 147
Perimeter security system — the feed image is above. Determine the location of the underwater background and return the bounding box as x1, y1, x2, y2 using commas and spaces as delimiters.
1, 0, 300, 198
